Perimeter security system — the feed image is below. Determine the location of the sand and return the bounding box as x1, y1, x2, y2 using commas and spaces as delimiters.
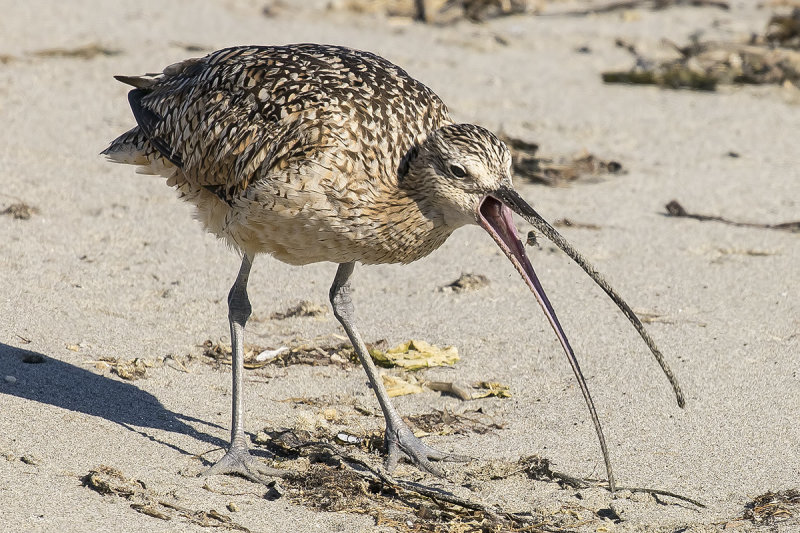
1, 1, 798, 531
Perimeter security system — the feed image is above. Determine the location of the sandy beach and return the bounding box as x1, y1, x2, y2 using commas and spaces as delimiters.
1, 1, 798, 531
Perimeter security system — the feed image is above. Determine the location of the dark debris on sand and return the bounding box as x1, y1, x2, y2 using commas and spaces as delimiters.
438, 273, 490, 293
602, 10, 800, 92
200, 339, 360, 370
328, 0, 533, 24
743, 489, 800, 525
1, 202, 39, 220
269, 300, 328, 320
83, 465, 251, 531
242, 427, 705, 532
500, 134, 624, 187
665, 199, 800, 233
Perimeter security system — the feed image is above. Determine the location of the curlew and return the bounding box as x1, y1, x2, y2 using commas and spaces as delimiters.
103, 44, 684, 492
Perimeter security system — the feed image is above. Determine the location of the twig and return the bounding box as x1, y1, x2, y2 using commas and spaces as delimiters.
523, 456, 705, 507
665, 200, 800, 233
621, 487, 706, 508
424, 380, 473, 400
541, 0, 729, 16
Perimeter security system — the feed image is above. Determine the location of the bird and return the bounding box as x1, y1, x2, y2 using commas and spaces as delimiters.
103, 44, 684, 493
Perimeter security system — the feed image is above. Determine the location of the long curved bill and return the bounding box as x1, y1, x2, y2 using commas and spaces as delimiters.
477, 189, 616, 493
488, 187, 685, 409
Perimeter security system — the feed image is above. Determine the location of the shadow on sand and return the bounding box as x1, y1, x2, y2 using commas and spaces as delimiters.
0, 343, 229, 460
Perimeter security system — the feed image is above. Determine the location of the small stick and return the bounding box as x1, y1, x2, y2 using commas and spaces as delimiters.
666, 200, 800, 233
540, 0, 729, 17
424, 381, 473, 400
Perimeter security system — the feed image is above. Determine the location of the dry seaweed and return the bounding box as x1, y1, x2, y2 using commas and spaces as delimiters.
767, 8, 800, 49
89, 357, 153, 380
518, 456, 706, 507
110, 358, 150, 380
743, 489, 800, 524
248, 428, 703, 532
200, 339, 359, 369
665, 199, 800, 233
260, 432, 564, 532
333, 0, 532, 23
500, 134, 624, 186
603, 18, 800, 91
1, 202, 39, 220
269, 300, 328, 320
543, 0, 729, 17
439, 0, 531, 22
406, 407, 504, 435
83, 465, 250, 530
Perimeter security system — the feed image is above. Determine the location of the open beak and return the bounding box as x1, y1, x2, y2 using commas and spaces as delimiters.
481, 187, 685, 408
477, 187, 616, 492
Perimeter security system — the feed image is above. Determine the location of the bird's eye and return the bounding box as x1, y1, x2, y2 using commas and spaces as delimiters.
449, 164, 467, 178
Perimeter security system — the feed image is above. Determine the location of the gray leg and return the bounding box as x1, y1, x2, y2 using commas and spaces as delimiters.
330, 262, 461, 476
203, 254, 285, 483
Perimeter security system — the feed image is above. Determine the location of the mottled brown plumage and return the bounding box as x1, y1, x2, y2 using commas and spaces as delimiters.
104, 44, 684, 492
104, 44, 464, 265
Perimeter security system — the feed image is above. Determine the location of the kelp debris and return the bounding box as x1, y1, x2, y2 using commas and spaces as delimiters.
665, 199, 800, 232
332, 0, 533, 23
406, 407, 504, 435
543, 0, 729, 17
200, 338, 360, 369
603, 14, 800, 91
269, 300, 328, 320
500, 134, 624, 186
553, 218, 601, 230
438, 0, 531, 22
89, 357, 153, 381
767, 8, 800, 49
253, 428, 561, 532
83, 465, 250, 530
743, 489, 800, 524
1, 202, 39, 220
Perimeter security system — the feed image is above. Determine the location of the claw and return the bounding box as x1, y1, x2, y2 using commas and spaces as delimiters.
203, 446, 287, 485
384, 424, 467, 477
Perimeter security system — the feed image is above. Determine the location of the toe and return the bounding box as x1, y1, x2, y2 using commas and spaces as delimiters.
203, 448, 286, 484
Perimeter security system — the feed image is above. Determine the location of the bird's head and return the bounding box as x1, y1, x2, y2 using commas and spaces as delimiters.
402, 121, 569, 324
401, 123, 564, 319
400, 123, 513, 227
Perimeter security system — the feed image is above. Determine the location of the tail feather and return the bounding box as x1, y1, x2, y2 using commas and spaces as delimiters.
102, 126, 178, 178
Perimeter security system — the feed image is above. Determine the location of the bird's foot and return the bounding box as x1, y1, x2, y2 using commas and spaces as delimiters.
384, 422, 468, 477
202, 446, 287, 485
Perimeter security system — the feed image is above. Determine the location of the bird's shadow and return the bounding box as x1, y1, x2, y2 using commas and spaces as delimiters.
0, 343, 228, 460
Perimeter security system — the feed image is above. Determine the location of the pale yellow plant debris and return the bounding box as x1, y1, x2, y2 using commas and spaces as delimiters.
472, 381, 512, 399
381, 374, 424, 397
370, 340, 459, 370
